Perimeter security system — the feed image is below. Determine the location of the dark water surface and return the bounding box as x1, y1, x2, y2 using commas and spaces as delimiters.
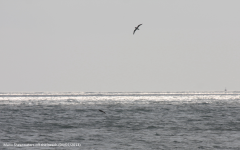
1, 92, 240, 149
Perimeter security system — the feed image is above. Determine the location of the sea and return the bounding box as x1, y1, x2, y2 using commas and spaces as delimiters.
1, 91, 240, 150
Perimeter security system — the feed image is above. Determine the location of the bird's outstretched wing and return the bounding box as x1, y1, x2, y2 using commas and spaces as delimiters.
137, 24, 142, 28
133, 29, 137, 34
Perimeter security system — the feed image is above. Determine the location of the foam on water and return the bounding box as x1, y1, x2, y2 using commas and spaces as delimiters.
1, 92, 240, 149
0, 91, 239, 105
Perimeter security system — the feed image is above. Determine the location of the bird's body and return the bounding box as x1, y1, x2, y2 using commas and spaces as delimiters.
133, 24, 142, 35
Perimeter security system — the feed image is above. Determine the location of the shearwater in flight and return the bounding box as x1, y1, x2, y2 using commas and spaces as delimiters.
133, 24, 142, 35
99, 109, 106, 114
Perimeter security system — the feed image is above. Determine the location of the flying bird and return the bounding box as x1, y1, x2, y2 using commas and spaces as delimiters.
99, 109, 106, 114
133, 24, 142, 35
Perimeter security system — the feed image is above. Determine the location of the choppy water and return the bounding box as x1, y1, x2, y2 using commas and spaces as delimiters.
1, 92, 240, 150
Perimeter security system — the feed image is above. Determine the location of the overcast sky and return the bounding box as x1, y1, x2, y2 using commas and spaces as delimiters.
0, 0, 240, 92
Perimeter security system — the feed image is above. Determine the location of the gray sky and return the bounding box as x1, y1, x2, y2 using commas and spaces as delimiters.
0, 0, 240, 92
